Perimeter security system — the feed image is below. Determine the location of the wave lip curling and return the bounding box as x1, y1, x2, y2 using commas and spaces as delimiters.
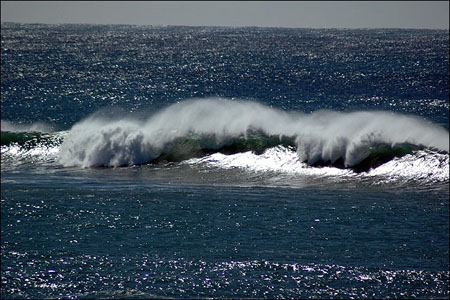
58, 98, 450, 169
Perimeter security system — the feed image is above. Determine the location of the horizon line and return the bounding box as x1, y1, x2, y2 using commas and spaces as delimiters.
2, 21, 449, 31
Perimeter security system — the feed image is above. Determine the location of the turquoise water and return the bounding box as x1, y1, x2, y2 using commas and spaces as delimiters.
1, 23, 449, 298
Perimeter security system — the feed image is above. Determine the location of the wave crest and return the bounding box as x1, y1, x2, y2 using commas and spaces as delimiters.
58, 98, 449, 169
1, 120, 55, 133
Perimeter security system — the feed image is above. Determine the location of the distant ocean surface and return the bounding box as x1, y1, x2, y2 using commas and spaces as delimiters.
1, 23, 449, 299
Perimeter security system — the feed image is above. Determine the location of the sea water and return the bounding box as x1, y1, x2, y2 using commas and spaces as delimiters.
1, 23, 449, 298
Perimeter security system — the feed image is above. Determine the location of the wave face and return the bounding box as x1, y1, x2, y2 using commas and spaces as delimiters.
186, 146, 449, 184
1, 132, 59, 168
58, 98, 449, 171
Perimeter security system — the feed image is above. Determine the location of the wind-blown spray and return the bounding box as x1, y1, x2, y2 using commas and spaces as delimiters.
58, 98, 449, 168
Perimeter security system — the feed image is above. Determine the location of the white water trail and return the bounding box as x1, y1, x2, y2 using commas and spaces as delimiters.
187, 146, 449, 183
58, 98, 449, 168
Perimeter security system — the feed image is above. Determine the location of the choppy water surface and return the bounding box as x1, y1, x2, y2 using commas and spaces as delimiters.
2, 183, 448, 298
1, 23, 449, 298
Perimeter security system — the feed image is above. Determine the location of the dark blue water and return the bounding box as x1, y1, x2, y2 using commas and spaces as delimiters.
2, 24, 448, 128
1, 23, 449, 298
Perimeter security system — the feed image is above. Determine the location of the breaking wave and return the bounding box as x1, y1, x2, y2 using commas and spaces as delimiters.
57, 98, 448, 170
186, 145, 449, 183
2, 98, 448, 182
1, 122, 65, 168
1, 131, 63, 149
1, 120, 55, 133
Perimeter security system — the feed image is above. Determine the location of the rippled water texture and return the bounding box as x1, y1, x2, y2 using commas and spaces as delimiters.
2, 184, 448, 299
1, 24, 449, 299
1, 24, 448, 127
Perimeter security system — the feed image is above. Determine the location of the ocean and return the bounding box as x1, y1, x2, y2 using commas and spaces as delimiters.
1, 23, 449, 299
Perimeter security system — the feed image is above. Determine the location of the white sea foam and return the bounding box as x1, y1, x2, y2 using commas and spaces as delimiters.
58, 98, 449, 168
186, 146, 449, 183
185, 146, 354, 177
364, 150, 449, 183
